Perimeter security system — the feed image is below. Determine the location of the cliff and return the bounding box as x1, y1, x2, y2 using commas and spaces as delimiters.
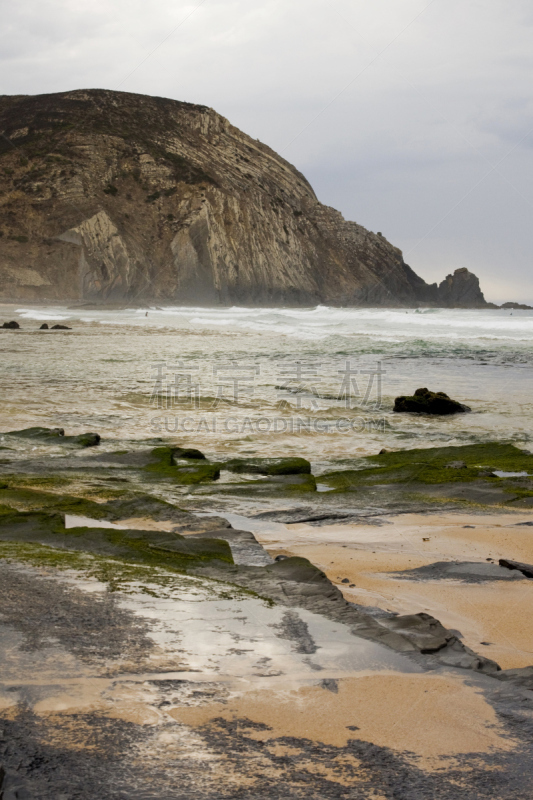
0, 89, 488, 307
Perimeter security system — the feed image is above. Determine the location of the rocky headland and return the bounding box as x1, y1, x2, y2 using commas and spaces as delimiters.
0, 89, 490, 308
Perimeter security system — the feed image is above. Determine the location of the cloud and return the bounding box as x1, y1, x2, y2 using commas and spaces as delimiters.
1, 0, 532, 302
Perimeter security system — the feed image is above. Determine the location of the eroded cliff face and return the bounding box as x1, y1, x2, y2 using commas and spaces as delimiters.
0, 89, 487, 307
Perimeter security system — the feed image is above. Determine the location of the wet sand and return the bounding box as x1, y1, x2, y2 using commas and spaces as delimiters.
169, 671, 514, 763
256, 510, 533, 670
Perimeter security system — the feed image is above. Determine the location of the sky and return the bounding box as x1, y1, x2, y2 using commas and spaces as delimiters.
2, 0, 533, 303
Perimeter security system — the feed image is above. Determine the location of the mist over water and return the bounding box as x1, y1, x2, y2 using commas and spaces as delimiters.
2, 304, 532, 468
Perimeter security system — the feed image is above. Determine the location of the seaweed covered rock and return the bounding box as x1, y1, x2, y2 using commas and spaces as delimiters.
39, 323, 49, 329
146, 446, 220, 483
225, 457, 311, 475
2, 320, 20, 329
0, 508, 233, 568
51, 324, 72, 330
394, 387, 471, 415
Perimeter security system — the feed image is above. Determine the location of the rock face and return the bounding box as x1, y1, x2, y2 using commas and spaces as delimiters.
437, 268, 488, 308
0, 89, 489, 307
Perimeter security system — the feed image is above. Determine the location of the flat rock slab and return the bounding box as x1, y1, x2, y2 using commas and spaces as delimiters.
499, 558, 533, 579
393, 561, 526, 583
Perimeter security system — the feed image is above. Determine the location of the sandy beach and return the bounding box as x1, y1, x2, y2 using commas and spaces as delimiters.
254, 510, 533, 670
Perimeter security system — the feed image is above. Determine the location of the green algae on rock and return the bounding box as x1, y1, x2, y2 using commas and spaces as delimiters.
145, 446, 221, 483
225, 457, 311, 476
0, 508, 234, 572
320, 443, 533, 491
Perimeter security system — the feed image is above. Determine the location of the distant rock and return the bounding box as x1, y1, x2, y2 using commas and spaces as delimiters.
501, 302, 533, 310
436, 268, 488, 308
51, 324, 71, 330
2, 320, 20, 329
394, 387, 471, 415
39, 323, 49, 329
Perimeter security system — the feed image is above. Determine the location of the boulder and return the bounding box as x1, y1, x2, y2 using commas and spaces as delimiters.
70, 432, 101, 447
2, 320, 20, 329
51, 324, 71, 330
39, 323, 49, 329
171, 447, 206, 461
394, 387, 471, 415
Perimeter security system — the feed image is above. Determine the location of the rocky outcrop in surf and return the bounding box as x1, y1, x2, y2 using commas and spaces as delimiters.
0, 89, 490, 307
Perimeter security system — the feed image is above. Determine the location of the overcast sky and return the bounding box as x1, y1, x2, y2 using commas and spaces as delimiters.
2, 0, 533, 303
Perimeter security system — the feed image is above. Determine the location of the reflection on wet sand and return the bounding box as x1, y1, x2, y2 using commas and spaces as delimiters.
0, 556, 527, 796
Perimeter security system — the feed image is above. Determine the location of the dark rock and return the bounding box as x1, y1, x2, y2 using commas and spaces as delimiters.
70, 432, 101, 447
51, 323, 71, 330
225, 457, 311, 475
4, 426, 65, 439
171, 446, 206, 461
436, 268, 487, 308
275, 555, 289, 561
501, 301, 533, 310
378, 611, 500, 671
392, 560, 524, 583
499, 558, 533, 579
2, 320, 20, 329
3, 426, 100, 447
341, 578, 349, 584
39, 322, 49, 329
478, 469, 496, 477
393, 387, 471, 415
495, 665, 533, 690
379, 448, 388, 454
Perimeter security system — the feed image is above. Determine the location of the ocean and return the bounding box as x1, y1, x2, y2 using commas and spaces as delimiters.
1, 304, 532, 468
